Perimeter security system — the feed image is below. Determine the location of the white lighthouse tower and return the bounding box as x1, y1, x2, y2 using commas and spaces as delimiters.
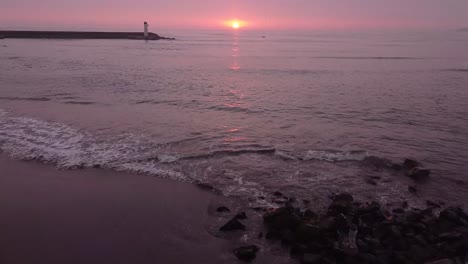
144, 22, 149, 38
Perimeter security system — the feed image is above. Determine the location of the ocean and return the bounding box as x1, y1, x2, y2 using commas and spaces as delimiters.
1, 29, 467, 209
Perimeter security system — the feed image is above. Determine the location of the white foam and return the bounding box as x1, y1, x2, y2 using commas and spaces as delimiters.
157, 154, 180, 163
274, 149, 299, 160
0, 114, 187, 182
304, 150, 369, 162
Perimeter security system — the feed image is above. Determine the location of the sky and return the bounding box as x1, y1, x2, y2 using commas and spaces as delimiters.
1, 0, 468, 31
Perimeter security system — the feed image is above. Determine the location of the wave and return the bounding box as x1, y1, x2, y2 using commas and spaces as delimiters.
0, 110, 401, 191
446, 69, 468, 72
0, 96, 51, 102
64, 101, 96, 105
275, 149, 369, 162
310, 56, 422, 60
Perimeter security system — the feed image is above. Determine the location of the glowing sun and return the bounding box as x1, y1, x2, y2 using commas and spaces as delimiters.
225, 20, 246, 29
232, 21, 240, 29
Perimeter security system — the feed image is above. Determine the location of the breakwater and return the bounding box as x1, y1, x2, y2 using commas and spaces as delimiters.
0, 30, 175, 40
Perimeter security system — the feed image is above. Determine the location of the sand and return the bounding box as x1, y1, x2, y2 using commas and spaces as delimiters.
0, 157, 234, 264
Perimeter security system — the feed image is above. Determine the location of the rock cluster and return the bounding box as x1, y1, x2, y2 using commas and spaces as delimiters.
262, 193, 467, 264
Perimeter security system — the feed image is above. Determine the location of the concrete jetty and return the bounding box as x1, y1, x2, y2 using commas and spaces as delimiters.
0, 30, 175, 41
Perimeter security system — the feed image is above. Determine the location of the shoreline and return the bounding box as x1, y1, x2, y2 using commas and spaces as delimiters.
0, 155, 466, 263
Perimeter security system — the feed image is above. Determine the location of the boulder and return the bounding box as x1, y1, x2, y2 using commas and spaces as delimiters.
408, 186, 418, 194
301, 254, 321, 264
216, 206, 230, 213
328, 193, 355, 215
235, 212, 248, 220
408, 169, 431, 182
273, 191, 283, 197
220, 217, 246, 232
233, 245, 259, 262
365, 178, 377, 186
263, 207, 301, 230
403, 159, 419, 170
425, 259, 455, 264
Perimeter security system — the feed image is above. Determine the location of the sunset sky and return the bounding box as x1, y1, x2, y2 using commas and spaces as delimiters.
1, 0, 468, 31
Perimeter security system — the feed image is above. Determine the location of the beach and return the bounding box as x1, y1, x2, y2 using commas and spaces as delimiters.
0, 156, 234, 264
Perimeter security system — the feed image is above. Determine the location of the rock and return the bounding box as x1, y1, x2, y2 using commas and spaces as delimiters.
408, 186, 418, 194
220, 217, 246, 232
216, 206, 230, 213
233, 245, 259, 262
402, 201, 409, 208
273, 191, 283, 197
329, 193, 354, 215
393, 208, 405, 214
365, 178, 377, 186
425, 259, 455, 264
196, 182, 215, 191
301, 254, 321, 264
426, 200, 441, 208
235, 212, 248, 220
303, 209, 317, 219
403, 159, 419, 170
258, 232, 263, 239
263, 207, 301, 230
290, 244, 308, 258
391, 164, 403, 171
408, 168, 431, 182
303, 199, 311, 205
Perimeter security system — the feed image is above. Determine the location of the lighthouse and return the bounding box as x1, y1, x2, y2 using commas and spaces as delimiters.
144, 22, 149, 38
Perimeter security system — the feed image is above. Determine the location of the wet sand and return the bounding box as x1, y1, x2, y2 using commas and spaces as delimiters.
0, 157, 233, 264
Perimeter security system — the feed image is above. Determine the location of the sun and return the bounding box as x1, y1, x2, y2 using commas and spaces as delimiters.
224, 20, 246, 29
232, 21, 240, 29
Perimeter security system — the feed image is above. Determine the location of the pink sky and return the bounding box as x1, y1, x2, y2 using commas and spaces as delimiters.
1, 0, 468, 31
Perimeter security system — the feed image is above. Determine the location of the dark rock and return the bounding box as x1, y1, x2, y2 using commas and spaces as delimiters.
258, 196, 266, 200
402, 201, 409, 208
273, 191, 283, 197
329, 193, 354, 215
233, 245, 259, 262
280, 229, 295, 245
403, 159, 419, 170
290, 244, 308, 258
427, 200, 441, 208
393, 208, 405, 214
391, 164, 403, 171
426, 259, 455, 264
235, 212, 247, 220
263, 207, 301, 230
370, 175, 382, 180
301, 254, 321, 264
258, 232, 263, 239
265, 230, 281, 240
220, 217, 246, 232
334, 193, 354, 202
303, 209, 317, 219
196, 182, 215, 191
216, 206, 230, 213
408, 186, 418, 194
408, 169, 431, 182
294, 224, 322, 243
273, 198, 289, 204
365, 178, 378, 186
303, 199, 311, 205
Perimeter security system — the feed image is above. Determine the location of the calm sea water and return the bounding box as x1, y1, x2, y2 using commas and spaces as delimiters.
1, 30, 467, 208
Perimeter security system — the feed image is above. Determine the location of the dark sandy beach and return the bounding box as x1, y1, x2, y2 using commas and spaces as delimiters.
0, 156, 233, 264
